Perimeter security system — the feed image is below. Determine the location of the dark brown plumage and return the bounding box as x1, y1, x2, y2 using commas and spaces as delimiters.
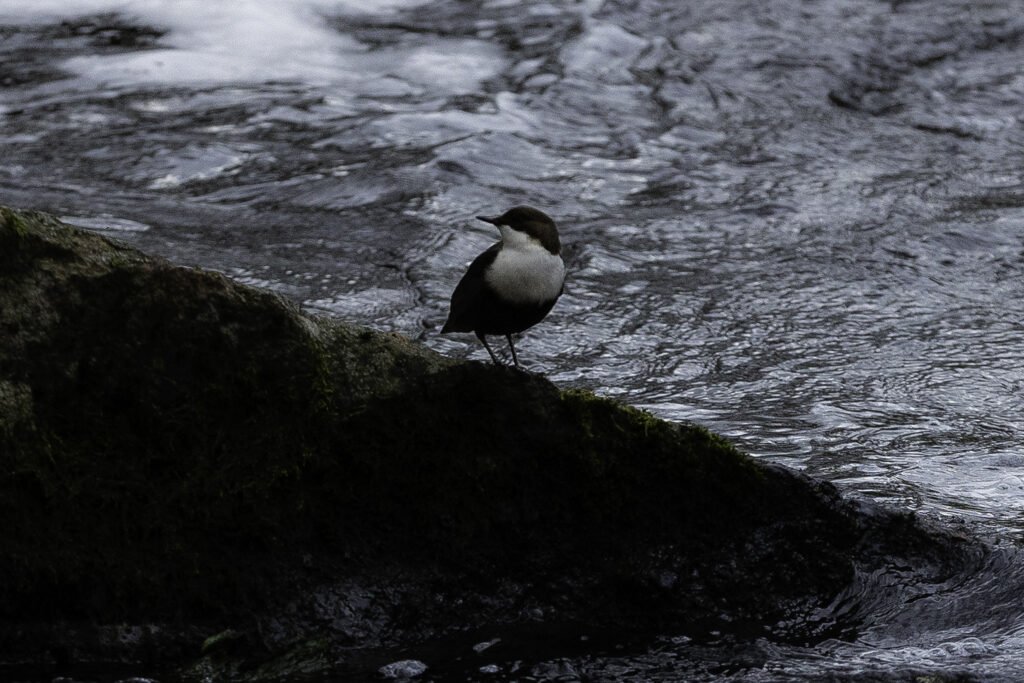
441, 206, 565, 367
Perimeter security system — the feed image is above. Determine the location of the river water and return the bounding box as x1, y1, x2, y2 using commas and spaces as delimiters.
2, 0, 1024, 680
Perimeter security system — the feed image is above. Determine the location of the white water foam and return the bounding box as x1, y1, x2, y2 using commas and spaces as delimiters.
0, 0, 504, 91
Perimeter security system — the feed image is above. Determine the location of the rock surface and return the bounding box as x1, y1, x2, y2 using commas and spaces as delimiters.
0, 205, 978, 679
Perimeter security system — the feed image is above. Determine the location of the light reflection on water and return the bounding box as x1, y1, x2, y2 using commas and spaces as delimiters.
2, 0, 1024, 679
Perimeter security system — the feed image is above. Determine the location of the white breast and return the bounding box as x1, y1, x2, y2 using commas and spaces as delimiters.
485, 229, 565, 304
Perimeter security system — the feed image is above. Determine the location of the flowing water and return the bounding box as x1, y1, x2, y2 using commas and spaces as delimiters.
2, 0, 1024, 680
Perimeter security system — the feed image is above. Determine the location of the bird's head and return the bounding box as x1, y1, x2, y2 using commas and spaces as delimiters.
477, 206, 561, 255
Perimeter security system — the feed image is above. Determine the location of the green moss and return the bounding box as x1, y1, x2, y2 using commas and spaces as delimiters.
184, 636, 332, 683
201, 629, 246, 656
0, 211, 331, 616
0, 381, 32, 436
0, 203, 863, 632
302, 364, 774, 578
0, 208, 29, 271
1, 208, 28, 238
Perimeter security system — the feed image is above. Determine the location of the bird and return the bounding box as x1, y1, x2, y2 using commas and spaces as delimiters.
441, 206, 565, 368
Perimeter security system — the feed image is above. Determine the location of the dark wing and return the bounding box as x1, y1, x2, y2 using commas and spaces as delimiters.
441, 242, 501, 333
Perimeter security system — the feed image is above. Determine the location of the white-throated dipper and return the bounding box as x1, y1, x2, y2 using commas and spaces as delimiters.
441, 206, 565, 368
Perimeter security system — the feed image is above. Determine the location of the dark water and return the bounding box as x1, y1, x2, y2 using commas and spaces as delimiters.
2, 0, 1024, 680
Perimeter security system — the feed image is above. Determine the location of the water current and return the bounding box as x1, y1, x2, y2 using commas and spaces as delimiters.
2, 0, 1024, 680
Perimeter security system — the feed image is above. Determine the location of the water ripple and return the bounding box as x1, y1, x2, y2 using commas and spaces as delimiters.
4, 0, 1024, 677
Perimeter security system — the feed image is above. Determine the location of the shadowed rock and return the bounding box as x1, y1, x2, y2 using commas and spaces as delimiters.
0, 205, 979, 679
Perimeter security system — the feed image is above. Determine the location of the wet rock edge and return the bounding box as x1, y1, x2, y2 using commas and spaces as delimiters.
0, 205, 981, 680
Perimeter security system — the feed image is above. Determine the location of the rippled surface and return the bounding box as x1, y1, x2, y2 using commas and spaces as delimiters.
3, 0, 1024, 679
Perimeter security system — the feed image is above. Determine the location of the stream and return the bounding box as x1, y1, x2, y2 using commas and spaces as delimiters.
2, 0, 1024, 680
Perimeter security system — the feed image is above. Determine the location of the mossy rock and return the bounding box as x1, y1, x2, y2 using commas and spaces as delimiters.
0, 206, 444, 618
0, 205, 977, 673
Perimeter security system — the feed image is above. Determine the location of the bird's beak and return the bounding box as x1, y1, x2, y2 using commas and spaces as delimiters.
476, 215, 500, 225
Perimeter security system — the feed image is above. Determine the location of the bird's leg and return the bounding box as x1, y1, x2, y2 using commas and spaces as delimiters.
505, 334, 520, 369
476, 332, 502, 365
